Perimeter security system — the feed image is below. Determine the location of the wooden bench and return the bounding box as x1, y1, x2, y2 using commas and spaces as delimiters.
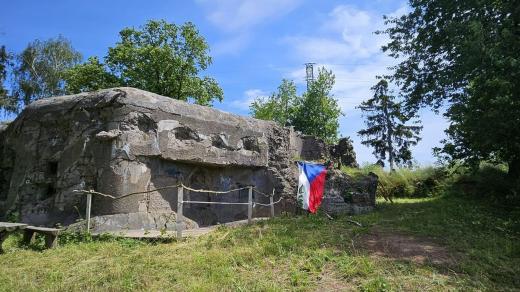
0, 222, 28, 253
23, 226, 61, 249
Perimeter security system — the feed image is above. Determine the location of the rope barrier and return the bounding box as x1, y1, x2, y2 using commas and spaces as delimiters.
252, 188, 274, 197
76, 183, 283, 236
181, 184, 251, 194
73, 184, 275, 200
74, 188, 283, 206
72, 184, 183, 200
73, 189, 118, 199
182, 200, 250, 205
254, 197, 283, 206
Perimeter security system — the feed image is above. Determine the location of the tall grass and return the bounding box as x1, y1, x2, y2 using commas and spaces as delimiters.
343, 164, 447, 199
344, 162, 520, 205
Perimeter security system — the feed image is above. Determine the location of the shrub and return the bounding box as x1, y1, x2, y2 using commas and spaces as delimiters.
449, 163, 519, 205
343, 164, 447, 199
344, 162, 519, 205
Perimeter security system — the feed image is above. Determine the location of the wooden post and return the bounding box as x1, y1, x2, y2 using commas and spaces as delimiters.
248, 186, 253, 224
0, 231, 8, 254
176, 186, 184, 239
270, 189, 275, 218
23, 229, 36, 245
86, 193, 92, 233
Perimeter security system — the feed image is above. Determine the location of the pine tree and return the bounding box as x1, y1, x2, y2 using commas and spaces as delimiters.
358, 79, 422, 170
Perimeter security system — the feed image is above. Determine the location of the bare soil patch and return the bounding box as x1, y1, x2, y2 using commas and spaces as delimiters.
359, 228, 458, 266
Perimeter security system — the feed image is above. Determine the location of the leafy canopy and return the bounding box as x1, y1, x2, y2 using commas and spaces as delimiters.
250, 67, 342, 144
8, 36, 81, 112
250, 79, 297, 126
0, 46, 11, 109
358, 79, 422, 170
64, 56, 120, 94
292, 68, 342, 144
66, 20, 223, 106
382, 0, 520, 176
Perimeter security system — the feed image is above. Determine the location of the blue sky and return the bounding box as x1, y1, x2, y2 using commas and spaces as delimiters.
0, 0, 448, 165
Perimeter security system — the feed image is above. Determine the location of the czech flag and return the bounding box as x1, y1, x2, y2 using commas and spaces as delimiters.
297, 162, 327, 213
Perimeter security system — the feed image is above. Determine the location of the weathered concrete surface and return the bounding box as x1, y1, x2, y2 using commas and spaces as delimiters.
0, 87, 376, 231
67, 211, 199, 233
329, 137, 359, 169
321, 170, 378, 215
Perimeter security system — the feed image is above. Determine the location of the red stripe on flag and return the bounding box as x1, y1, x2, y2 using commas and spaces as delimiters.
308, 169, 327, 213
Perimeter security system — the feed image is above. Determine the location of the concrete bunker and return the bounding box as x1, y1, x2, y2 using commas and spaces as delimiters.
0, 88, 377, 232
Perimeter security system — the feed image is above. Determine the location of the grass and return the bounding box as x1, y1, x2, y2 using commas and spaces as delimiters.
344, 164, 448, 199
0, 195, 519, 291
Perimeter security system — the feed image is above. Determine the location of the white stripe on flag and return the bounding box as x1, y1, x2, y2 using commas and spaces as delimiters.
297, 163, 310, 210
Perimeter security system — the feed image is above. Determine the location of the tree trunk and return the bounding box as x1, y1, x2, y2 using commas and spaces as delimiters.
508, 158, 520, 181
383, 97, 395, 171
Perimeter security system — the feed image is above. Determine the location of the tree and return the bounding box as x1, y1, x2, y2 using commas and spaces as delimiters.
249, 67, 342, 144
358, 79, 422, 170
382, 0, 520, 177
250, 79, 297, 126
107, 20, 222, 105
64, 56, 121, 94
292, 67, 342, 144
9, 36, 81, 111
0, 45, 14, 110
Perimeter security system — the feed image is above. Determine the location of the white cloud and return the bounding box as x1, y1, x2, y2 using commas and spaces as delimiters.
229, 88, 269, 112
286, 5, 395, 61
212, 33, 251, 55
196, 0, 301, 32
197, 0, 302, 54
324, 5, 372, 32
283, 37, 354, 62
283, 5, 409, 112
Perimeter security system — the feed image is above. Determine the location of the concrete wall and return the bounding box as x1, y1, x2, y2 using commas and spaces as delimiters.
0, 88, 376, 231
0, 88, 291, 228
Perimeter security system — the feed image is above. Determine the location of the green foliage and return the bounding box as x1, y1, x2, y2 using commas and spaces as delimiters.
360, 196, 520, 290
345, 165, 447, 199
64, 56, 121, 93
5, 210, 20, 223
292, 67, 342, 144
250, 79, 297, 126
347, 162, 520, 204
250, 67, 342, 144
358, 79, 422, 170
0, 45, 12, 109
8, 36, 82, 112
68, 20, 222, 105
382, 0, 520, 177
448, 163, 520, 205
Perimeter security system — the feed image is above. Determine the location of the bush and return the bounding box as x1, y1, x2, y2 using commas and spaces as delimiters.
345, 162, 519, 205
343, 164, 447, 199
448, 163, 519, 205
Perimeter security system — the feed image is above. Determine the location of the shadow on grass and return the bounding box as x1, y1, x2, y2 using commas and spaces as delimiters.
1, 195, 518, 290
355, 195, 520, 289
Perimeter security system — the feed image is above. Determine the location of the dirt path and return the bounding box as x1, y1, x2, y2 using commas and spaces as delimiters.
358, 228, 457, 266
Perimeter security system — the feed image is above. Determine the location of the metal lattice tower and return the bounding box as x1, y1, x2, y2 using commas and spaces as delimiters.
305, 63, 315, 90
